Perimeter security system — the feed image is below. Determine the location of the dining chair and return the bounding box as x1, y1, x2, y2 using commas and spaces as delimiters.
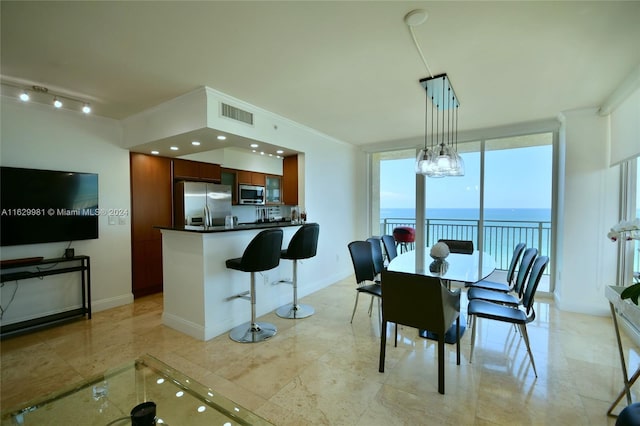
379, 269, 461, 394
468, 243, 526, 293
347, 241, 382, 328
438, 239, 474, 254
468, 255, 549, 378
381, 234, 398, 264
366, 237, 385, 281
466, 247, 537, 306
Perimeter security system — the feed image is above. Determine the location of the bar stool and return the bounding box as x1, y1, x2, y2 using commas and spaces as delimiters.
226, 228, 283, 343
392, 226, 415, 253
276, 223, 320, 319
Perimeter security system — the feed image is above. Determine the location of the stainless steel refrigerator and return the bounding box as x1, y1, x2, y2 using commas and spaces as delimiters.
175, 181, 232, 227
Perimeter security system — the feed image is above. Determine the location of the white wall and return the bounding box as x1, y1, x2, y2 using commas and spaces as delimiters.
0, 98, 133, 324
554, 107, 619, 315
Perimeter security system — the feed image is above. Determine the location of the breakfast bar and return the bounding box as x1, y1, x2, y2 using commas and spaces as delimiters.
158, 223, 301, 341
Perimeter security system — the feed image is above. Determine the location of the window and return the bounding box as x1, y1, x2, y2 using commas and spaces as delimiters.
374, 131, 555, 292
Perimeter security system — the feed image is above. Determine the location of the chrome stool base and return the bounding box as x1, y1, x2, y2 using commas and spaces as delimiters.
276, 303, 315, 319
229, 322, 277, 343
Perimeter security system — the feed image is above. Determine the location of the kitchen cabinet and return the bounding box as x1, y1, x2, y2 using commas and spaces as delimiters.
283, 155, 298, 206
238, 170, 265, 186
221, 168, 238, 204
173, 158, 221, 182
265, 175, 282, 205
130, 152, 173, 298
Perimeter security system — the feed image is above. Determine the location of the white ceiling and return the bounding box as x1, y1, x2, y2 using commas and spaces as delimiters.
2, 1, 639, 153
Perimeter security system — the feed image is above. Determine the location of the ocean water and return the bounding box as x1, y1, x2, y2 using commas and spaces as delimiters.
380, 207, 551, 222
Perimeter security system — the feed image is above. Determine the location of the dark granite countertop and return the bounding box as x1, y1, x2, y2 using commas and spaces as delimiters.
156, 221, 307, 234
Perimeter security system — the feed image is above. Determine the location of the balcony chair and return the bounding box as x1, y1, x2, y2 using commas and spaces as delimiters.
466, 247, 537, 307
392, 226, 415, 253
437, 239, 474, 254
226, 228, 283, 343
379, 269, 461, 395
381, 234, 398, 264
468, 243, 526, 293
468, 255, 549, 378
276, 223, 320, 319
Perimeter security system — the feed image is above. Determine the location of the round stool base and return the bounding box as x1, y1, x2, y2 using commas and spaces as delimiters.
276, 303, 315, 319
229, 322, 277, 343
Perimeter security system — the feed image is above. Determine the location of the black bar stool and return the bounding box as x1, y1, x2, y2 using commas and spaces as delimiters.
226, 228, 283, 343
276, 223, 320, 319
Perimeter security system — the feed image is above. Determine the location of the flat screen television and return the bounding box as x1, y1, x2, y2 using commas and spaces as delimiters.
1, 166, 99, 246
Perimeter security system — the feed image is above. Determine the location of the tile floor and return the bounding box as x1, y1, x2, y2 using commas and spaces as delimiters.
1, 276, 639, 425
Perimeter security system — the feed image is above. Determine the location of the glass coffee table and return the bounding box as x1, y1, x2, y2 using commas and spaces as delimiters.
0, 354, 273, 425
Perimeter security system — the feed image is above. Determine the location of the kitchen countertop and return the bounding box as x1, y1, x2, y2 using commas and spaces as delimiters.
156, 221, 307, 233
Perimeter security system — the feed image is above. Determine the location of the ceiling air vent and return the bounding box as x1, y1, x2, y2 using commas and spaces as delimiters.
221, 103, 254, 125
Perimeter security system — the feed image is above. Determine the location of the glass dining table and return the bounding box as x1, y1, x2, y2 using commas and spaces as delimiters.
386, 249, 496, 342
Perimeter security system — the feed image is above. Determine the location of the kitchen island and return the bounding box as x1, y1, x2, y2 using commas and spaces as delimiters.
157, 222, 303, 341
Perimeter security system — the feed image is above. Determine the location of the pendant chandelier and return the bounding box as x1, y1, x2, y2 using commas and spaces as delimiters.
405, 9, 465, 177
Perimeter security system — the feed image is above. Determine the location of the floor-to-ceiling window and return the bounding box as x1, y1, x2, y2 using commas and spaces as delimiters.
373, 131, 555, 292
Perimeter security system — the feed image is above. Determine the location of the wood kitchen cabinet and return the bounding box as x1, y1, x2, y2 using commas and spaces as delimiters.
283, 155, 298, 206
237, 170, 265, 186
130, 152, 173, 298
221, 168, 238, 204
173, 158, 221, 182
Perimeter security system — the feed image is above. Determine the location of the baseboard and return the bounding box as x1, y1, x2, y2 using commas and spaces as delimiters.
92, 294, 134, 313
162, 312, 207, 340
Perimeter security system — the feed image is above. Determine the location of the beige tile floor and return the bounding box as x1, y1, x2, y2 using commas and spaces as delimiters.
1, 276, 639, 425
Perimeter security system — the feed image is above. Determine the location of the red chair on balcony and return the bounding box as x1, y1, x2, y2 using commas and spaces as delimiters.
392, 226, 415, 254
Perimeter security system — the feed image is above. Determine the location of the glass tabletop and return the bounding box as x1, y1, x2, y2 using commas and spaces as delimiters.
0, 354, 274, 426
387, 250, 496, 283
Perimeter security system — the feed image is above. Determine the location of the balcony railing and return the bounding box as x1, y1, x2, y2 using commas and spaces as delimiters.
380, 217, 552, 274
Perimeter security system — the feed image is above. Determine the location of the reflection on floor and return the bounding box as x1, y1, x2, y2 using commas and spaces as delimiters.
1, 277, 638, 425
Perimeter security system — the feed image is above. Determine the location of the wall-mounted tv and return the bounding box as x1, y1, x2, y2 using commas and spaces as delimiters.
0, 167, 99, 246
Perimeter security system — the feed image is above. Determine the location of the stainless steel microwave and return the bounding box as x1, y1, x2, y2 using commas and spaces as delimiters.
239, 184, 265, 205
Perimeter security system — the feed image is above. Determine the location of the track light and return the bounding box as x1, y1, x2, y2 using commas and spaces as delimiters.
2, 82, 93, 115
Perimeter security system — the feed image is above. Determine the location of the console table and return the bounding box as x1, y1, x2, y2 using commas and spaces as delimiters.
0, 256, 91, 338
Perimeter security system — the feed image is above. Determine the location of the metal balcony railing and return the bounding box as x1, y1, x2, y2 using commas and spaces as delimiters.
380, 217, 553, 274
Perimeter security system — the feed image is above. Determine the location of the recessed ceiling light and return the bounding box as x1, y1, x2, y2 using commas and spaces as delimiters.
269, 154, 273, 157
19, 91, 30, 102
192, 141, 201, 146
276, 155, 281, 159
53, 97, 63, 108
276, 150, 284, 154
260, 151, 265, 155
250, 143, 259, 148
170, 146, 179, 151
151, 150, 160, 155
82, 104, 91, 114
252, 150, 256, 153
217, 135, 226, 140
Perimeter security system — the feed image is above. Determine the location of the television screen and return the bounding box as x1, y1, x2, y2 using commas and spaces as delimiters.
0, 167, 99, 246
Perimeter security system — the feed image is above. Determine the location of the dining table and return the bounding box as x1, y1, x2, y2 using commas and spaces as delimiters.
386, 248, 496, 342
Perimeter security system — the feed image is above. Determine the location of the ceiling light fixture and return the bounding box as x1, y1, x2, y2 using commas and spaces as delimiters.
405, 9, 464, 177
250, 143, 259, 148
170, 146, 179, 151
192, 141, 201, 146
217, 135, 226, 140
3, 82, 94, 115
151, 150, 160, 155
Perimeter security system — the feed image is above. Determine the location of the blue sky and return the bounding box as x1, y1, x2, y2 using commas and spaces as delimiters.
380, 145, 553, 209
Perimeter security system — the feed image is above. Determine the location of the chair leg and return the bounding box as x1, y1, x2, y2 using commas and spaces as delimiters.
519, 323, 538, 378
469, 315, 477, 363
379, 319, 387, 372
438, 336, 445, 394
456, 316, 461, 366
368, 296, 374, 316
394, 323, 398, 347
350, 293, 361, 323
229, 272, 277, 343
276, 260, 314, 319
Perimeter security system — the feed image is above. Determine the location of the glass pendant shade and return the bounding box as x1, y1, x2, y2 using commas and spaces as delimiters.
415, 148, 434, 175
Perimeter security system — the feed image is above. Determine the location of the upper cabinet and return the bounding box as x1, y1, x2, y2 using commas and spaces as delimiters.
265, 175, 282, 205
173, 158, 221, 182
221, 168, 238, 204
282, 155, 298, 206
237, 170, 265, 186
